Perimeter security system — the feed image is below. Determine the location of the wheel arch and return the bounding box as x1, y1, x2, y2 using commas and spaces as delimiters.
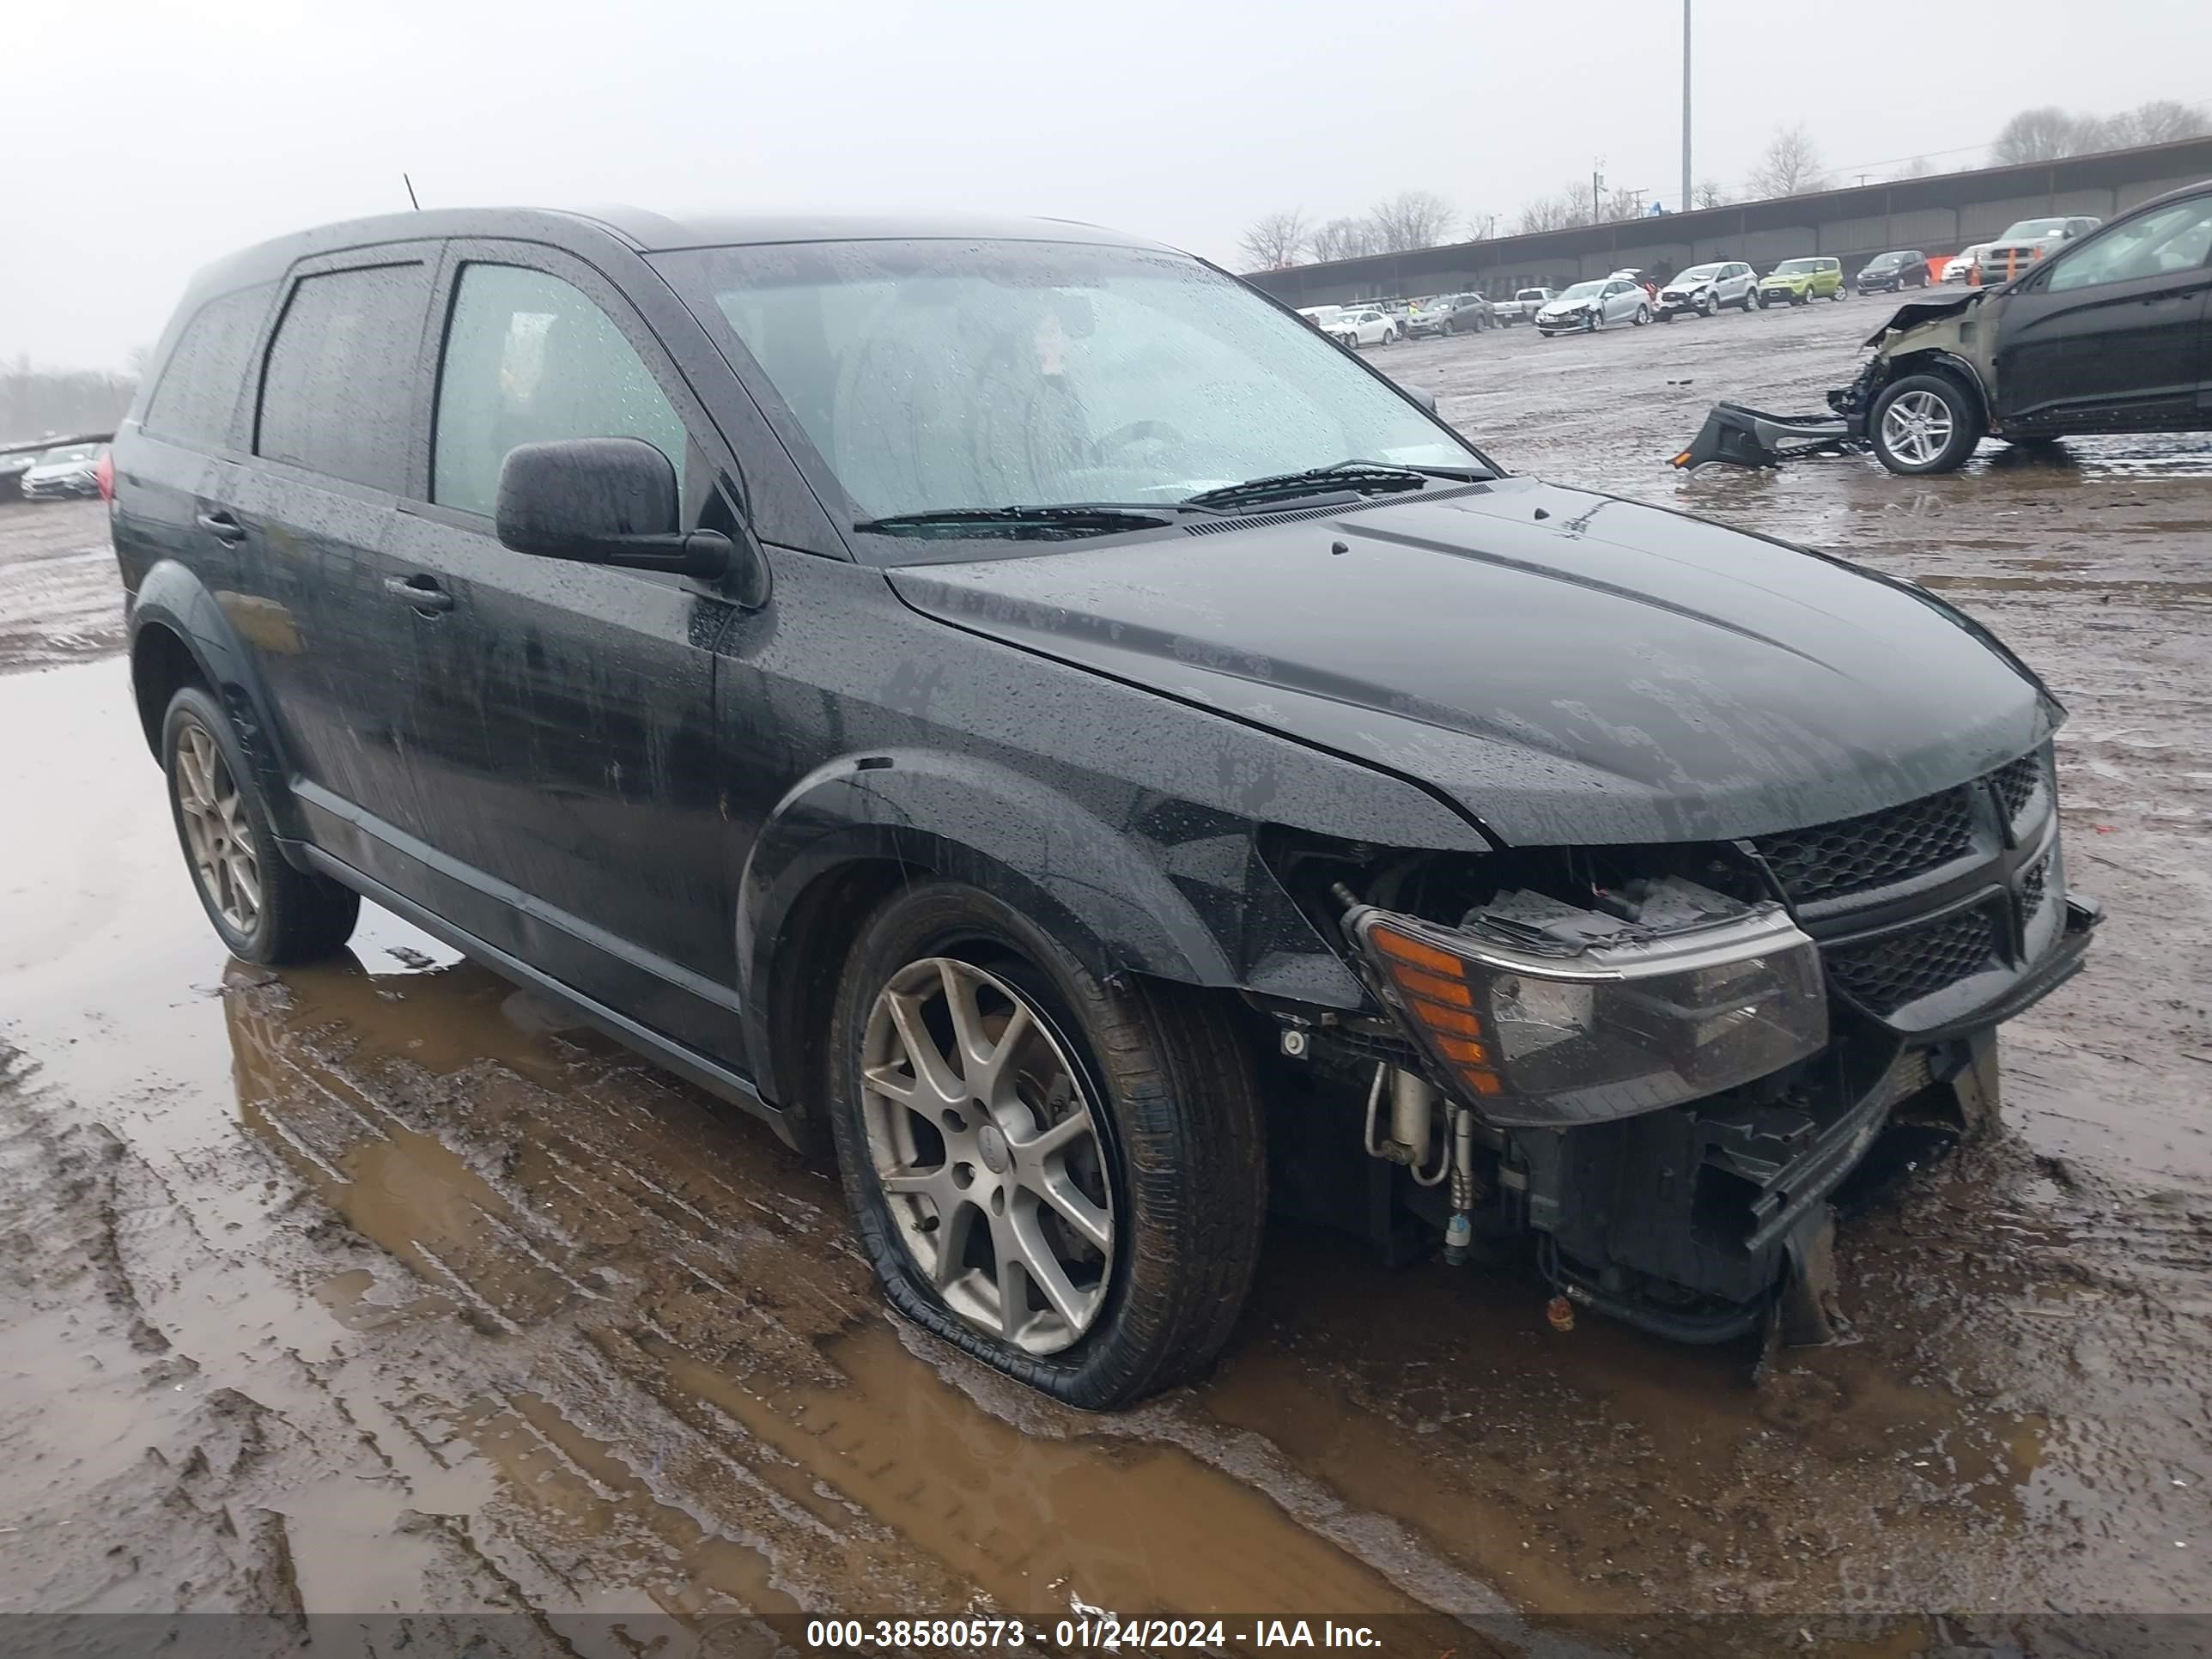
129, 560, 309, 847
1876, 349, 1992, 429
737, 750, 1255, 1139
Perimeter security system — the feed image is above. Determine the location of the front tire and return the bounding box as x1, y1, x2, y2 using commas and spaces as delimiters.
1870, 372, 1984, 475
826, 880, 1267, 1408
163, 686, 359, 963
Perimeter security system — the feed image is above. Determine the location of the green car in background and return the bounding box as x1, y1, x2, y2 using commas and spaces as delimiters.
1756, 256, 1844, 307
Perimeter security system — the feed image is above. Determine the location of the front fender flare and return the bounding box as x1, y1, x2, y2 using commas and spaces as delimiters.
737, 749, 1363, 1112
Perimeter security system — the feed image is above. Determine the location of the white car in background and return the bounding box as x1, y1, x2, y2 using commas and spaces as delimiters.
1656, 261, 1756, 319
1535, 276, 1650, 335
1327, 307, 1401, 349
1942, 244, 1991, 283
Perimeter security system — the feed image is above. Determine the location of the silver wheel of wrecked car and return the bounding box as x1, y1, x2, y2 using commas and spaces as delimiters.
1870, 372, 1985, 475
860, 956, 1116, 1355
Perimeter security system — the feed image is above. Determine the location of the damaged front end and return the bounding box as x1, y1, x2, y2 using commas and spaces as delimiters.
1266, 745, 2097, 1346
1672, 287, 1995, 471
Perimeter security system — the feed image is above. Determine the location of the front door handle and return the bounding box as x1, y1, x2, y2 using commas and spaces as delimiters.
197, 510, 247, 545
385, 574, 455, 613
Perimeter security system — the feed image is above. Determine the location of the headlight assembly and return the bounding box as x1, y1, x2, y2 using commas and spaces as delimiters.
1351, 878, 1827, 1127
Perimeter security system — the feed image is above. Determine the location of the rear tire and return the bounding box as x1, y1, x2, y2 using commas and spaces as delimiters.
825, 880, 1267, 1408
1869, 372, 1984, 476
1632, 304, 1650, 326
162, 686, 359, 964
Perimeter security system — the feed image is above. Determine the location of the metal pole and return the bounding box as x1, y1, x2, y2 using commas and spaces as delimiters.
1680, 0, 1692, 212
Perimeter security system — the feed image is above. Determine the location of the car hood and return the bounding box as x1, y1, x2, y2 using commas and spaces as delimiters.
886, 476, 2050, 848
1865, 285, 1990, 348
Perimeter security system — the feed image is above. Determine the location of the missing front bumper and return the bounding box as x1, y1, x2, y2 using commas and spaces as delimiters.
1671, 401, 1863, 469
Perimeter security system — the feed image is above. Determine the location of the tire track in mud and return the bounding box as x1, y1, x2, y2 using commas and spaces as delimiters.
199, 964, 1522, 1647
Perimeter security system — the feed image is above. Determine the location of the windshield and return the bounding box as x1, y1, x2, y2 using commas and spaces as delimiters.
656, 239, 1482, 536
36, 444, 97, 464
1556, 281, 1604, 301
1674, 264, 1723, 283
1516, 289, 1547, 301
1867, 253, 1903, 268
1774, 259, 1820, 275
2000, 219, 2068, 240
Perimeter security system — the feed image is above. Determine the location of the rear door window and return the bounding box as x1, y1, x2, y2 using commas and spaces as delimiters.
431, 264, 686, 517
255, 263, 431, 490
143, 283, 276, 450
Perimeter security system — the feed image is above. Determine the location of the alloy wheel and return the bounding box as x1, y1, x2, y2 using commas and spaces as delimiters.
174, 719, 261, 934
1881, 389, 1955, 467
859, 957, 1115, 1355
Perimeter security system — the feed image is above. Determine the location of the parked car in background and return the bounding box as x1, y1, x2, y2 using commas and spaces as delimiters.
1494, 288, 1556, 325
1536, 276, 1650, 334
1980, 216, 2102, 284
1405, 293, 1493, 337
1296, 304, 1344, 330
1855, 250, 1930, 295
114, 204, 2094, 1409
1942, 244, 1991, 283
1656, 261, 1755, 319
1836, 182, 2212, 473
0, 446, 43, 502
20, 441, 106, 501
1757, 257, 1844, 307
1328, 307, 1401, 349
1611, 269, 1660, 301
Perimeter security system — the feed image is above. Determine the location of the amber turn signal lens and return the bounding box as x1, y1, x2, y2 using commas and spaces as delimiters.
1433, 1036, 1492, 1065
1415, 1002, 1484, 1037
1369, 924, 1464, 981
1455, 1066, 1503, 1096
1387, 964, 1474, 1008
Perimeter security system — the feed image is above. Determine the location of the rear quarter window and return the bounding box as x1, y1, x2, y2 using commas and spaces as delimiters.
142, 283, 276, 450
256, 263, 431, 490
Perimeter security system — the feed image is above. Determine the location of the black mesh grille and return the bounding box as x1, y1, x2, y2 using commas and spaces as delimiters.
1992, 750, 2045, 821
2021, 851, 2051, 918
1826, 908, 1998, 1015
1754, 787, 1977, 904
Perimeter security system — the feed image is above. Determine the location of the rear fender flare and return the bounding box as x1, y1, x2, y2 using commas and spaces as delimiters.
129, 559, 308, 845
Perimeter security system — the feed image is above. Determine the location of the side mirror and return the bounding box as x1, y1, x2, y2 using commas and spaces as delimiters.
495, 437, 730, 579
1410, 386, 1439, 414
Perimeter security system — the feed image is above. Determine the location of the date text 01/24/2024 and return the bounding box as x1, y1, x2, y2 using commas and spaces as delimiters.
803, 1617, 1384, 1649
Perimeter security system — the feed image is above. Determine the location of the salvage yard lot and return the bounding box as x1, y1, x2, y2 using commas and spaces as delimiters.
3, 295, 2210, 1649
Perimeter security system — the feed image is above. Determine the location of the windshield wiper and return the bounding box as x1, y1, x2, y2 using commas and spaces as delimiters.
1182, 462, 1437, 512
852, 503, 1176, 539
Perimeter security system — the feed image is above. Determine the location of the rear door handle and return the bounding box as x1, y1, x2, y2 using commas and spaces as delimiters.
197, 510, 247, 545
385, 574, 455, 613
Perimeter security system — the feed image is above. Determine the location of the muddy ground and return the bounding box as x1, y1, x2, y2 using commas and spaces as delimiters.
3, 299, 2209, 1657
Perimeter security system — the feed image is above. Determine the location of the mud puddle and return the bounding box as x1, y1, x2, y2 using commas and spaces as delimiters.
6, 658, 2212, 1654
11, 312, 2212, 1648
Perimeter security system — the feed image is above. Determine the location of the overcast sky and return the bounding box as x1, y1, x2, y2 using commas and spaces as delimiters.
4, 0, 2205, 368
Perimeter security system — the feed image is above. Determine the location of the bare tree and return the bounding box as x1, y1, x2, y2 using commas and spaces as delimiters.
1367, 191, 1459, 253
1991, 106, 2094, 165
1237, 209, 1310, 270
1746, 125, 1830, 198
2103, 98, 2210, 148
1692, 178, 1729, 210
1892, 155, 1934, 179
1513, 186, 1593, 235
1309, 216, 1378, 263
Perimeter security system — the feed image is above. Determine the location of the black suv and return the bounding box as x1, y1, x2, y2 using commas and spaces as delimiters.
1855, 250, 1930, 295
111, 208, 2096, 1407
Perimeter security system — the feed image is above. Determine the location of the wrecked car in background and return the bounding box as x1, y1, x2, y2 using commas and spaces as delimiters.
114, 205, 2095, 1409
1675, 179, 2212, 475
